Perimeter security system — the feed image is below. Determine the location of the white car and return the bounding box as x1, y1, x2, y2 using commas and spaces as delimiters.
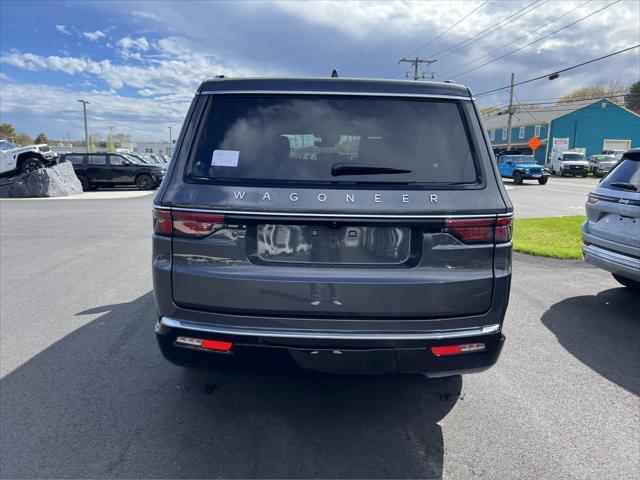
0, 139, 57, 176
550, 151, 590, 177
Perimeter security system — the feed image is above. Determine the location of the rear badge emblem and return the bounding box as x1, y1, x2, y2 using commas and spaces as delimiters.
232, 191, 439, 205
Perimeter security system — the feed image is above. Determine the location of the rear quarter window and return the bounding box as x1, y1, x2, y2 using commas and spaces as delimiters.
186, 95, 480, 187
600, 158, 640, 190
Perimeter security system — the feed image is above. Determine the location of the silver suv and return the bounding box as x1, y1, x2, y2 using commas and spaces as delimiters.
152, 77, 513, 376
583, 149, 640, 290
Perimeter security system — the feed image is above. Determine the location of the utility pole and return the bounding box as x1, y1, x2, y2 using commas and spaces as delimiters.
398, 57, 437, 81
168, 126, 172, 156
506, 72, 515, 150
77, 99, 90, 153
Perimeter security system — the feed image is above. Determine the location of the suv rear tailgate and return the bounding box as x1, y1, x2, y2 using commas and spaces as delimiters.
171, 212, 497, 318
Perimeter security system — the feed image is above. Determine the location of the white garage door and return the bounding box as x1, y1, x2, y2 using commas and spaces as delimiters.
603, 139, 631, 151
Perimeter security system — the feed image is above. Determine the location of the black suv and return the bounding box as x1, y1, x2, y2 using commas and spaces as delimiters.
61, 153, 166, 190
152, 78, 513, 376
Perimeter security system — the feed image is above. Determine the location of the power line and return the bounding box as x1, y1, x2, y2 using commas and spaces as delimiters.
451, 0, 622, 78
514, 92, 541, 122
397, 57, 437, 80
402, 1, 489, 59
475, 44, 640, 96
443, 0, 591, 77
499, 89, 631, 103
485, 96, 640, 117
490, 92, 636, 108
430, 0, 546, 61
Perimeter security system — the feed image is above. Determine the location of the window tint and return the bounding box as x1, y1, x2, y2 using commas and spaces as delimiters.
188, 95, 479, 185
88, 155, 107, 165
600, 159, 640, 190
65, 155, 84, 165
109, 155, 126, 165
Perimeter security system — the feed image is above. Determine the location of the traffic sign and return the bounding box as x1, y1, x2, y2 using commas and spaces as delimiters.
528, 136, 542, 151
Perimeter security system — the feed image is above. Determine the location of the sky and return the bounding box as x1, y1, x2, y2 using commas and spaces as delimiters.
0, 0, 638, 141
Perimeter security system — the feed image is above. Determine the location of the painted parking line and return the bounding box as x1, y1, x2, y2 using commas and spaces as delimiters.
0, 190, 155, 201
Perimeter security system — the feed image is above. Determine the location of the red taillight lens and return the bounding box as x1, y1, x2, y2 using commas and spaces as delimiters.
431, 343, 485, 356
153, 209, 173, 236
153, 209, 226, 238
444, 218, 495, 243
495, 216, 513, 243
172, 212, 226, 238
443, 216, 513, 244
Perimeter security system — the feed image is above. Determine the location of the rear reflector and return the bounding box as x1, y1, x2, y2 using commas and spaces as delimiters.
431, 343, 486, 356
444, 216, 513, 244
176, 336, 233, 352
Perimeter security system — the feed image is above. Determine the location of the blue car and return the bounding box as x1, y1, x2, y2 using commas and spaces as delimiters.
498, 154, 548, 185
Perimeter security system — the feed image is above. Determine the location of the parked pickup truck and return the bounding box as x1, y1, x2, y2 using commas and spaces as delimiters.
588, 154, 618, 177
497, 154, 548, 185
60, 152, 166, 190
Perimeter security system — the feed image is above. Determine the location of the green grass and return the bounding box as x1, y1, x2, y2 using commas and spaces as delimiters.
512, 216, 585, 259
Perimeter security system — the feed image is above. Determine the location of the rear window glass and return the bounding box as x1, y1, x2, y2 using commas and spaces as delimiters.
600, 159, 640, 190
187, 95, 479, 186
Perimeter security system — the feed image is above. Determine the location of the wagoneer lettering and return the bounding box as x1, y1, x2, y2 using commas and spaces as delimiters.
153, 77, 513, 376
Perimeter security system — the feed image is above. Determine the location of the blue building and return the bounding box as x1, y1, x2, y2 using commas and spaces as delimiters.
483, 98, 640, 164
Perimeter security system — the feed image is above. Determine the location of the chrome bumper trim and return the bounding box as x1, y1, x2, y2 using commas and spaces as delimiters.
159, 317, 501, 341
152, 205, 513, 220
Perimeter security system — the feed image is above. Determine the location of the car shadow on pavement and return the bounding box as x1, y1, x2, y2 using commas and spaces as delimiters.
1, 292, 461, 479
542, 287, 640, 396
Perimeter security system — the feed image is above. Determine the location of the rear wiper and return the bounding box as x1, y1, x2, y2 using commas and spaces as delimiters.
609, 182, 638, 191
331, 163, 411, 177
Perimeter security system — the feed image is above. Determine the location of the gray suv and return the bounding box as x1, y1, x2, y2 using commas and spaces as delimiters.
152, 78, 513, 376
583, 149, 640, 290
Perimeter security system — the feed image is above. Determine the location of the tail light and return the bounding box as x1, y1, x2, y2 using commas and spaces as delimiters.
153, 208, 226, 238
443, 216, 513, 244
431, 343, 486, 356
176, 336, 233, 352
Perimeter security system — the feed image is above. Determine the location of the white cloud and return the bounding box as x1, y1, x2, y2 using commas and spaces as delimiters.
117, 36, 150, 52
0, 36, 273, 97
115, 36, 151, 60
83, 30, 106, 42
55, 24, 71, 35
131, 10, 161, 21
0, 79, 190, 140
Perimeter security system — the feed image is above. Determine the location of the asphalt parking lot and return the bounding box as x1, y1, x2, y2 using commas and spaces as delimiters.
1, 194, 638, 479
503, 175, 598, 217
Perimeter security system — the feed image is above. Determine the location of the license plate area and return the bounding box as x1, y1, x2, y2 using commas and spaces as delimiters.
253, 223, 415, 266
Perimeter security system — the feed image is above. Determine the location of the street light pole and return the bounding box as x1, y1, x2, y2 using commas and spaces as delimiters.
168, 126, 172, 156
77, 99, 90, 153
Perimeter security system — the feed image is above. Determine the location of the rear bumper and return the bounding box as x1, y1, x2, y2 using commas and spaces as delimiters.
155, 317, 505, 376
582, 243, 640, 281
